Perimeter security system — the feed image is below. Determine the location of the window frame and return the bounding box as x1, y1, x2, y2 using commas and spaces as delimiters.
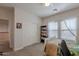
48, 17, 77, 40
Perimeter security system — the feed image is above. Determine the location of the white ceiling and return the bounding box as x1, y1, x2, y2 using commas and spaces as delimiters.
0, 3, 79, 18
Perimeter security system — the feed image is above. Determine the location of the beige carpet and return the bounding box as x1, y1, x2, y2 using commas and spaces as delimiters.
3, 43, 44, 56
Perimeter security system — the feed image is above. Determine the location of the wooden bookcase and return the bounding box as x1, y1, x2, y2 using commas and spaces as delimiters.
40, 25, 48, 43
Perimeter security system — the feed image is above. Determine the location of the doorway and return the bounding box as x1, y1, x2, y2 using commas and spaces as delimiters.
0, 19, 12, 53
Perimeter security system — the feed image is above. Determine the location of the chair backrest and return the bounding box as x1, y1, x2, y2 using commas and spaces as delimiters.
44, 43, 57, 56
60, 40, 71, 56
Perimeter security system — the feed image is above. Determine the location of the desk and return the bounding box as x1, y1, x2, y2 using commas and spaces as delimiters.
70, 45, 79, 56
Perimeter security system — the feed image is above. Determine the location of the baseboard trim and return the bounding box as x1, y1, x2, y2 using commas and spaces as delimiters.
13, 46, 24, 51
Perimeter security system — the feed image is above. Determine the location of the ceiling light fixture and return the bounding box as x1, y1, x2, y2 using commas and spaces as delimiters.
44, 3, 58, 12
45, 3, 50, 6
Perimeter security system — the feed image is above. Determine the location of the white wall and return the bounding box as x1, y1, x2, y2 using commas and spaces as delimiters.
42, 7, 79, 43
14, 7, 41, 50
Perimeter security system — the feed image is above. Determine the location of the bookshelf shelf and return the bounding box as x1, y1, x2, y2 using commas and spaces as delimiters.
40, 25, 48, 43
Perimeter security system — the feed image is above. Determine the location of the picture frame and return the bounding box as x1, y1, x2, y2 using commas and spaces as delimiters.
16, 23, 22, 29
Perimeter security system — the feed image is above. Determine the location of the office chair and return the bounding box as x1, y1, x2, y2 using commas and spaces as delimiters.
60, 40, 71, 56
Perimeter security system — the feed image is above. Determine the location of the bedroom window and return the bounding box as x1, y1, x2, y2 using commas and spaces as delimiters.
61, 18, 77, 40
48, 22, 58, 38
48, 17, 77, 40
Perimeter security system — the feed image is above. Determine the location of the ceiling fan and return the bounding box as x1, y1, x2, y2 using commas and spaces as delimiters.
44, 3, 58, 11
